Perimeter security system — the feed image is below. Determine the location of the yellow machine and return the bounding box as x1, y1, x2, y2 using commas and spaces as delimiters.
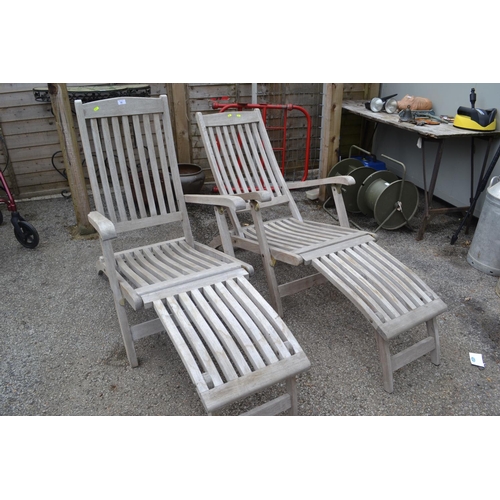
453, 88, 497, 131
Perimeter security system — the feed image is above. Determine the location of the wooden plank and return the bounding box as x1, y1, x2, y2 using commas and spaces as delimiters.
14, 169, 71, 187
0, 104, 53, 123
139, 268, 247, 304
0, 83, 49, 93
278, 272, 329, 298
240, 394, 291, 416
1, 118, 57, 135
391, 337, 436, 372
201, 352, 310, 414
2, 130, 60, 150
16, 182, 70, 199
130, 317, 164, 341
378, 299, 447, 341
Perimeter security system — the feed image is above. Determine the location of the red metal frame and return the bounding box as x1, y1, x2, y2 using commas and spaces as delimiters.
211, 98, 312, 181
0, 168, 17, 212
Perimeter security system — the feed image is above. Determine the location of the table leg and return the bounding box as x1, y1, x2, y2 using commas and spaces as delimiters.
465, 136, 493, 234
417, 138, 444, 240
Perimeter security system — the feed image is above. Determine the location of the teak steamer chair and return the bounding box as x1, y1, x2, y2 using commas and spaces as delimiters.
196, 109, 448, 393
74, 96, 310, 415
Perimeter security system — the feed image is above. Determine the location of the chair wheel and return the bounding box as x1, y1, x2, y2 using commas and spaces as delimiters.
14, 220, 39, 248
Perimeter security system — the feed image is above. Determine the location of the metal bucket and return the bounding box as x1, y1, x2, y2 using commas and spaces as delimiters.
467, 176, 500, 276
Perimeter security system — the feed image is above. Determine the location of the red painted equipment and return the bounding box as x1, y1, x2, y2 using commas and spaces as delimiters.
211, 98, 312, 182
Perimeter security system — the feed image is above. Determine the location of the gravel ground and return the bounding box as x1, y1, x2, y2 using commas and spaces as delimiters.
1, 185, 499, 417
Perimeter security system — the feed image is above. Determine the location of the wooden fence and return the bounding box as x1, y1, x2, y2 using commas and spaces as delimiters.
0, 83, 379, 200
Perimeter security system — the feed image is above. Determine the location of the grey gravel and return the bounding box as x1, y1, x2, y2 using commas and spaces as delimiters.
1, 185, 499, 416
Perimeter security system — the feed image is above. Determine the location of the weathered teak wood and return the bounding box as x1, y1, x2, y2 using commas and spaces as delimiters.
196, 109, 448, 392
75, 95, 310, 415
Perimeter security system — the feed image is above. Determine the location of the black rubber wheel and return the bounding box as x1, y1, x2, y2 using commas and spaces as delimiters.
0, 209, 3, 225
14, 220, 40, 248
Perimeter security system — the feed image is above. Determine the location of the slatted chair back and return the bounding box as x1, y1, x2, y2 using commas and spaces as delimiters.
75, 95, 193, 244
196, 110, 303, 221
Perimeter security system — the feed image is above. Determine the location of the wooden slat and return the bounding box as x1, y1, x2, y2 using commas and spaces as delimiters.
90, 117, 116, 221
133, 114, 157, 216
179, 291, 239, 382
153, 300, 209, 393
153, 113, 176, 212
361, 243, 435, 303
166, 294, 224, 389
140, 268, 248, 304
191, 288, 253, 377
122, 114, 147, 218
234, 276, 300, 352
343, 247, 414, 314
101, 117, 127, 221
229, 125, 256, 193
330, 250, 401, 320
313, 254, 387, 326
203, 283, 266, 371
225, 279, 291, 359
240, 394, 291, 416
214, 281, 282, 365
379, 299, 447, 341
111, 116, 138, 220
143, 113, 168, 215
391, 337, 436, 371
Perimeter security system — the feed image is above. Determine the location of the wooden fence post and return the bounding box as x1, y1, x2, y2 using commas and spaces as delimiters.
48, 83, 94, 235
169, 83, 191, 164
319, 83, 343, 202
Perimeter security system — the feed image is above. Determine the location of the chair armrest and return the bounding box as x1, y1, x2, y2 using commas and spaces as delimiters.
88, 211, 116, 241
234, 191, 273, 203
184, 194, 246, 211
287, 175, 355, 190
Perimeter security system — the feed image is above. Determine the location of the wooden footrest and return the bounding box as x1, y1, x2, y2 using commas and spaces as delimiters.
311, 240, 447, 392
153, 276, 310, 414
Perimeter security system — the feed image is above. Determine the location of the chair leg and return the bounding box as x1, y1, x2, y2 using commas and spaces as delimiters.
427, 318, 441, 366
375, 334, 394, 393
286, 376, 298, 415
260, 256, 284, 318
114, 298, 139, 368
249, 201, 284, 317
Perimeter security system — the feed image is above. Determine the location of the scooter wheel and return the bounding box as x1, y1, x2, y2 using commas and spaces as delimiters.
14, 220, 40, 249
0, 209, 3, 225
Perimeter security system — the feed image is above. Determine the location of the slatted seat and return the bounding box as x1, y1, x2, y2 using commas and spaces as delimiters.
75, 95, 310, 415
196, 109, 447, 393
